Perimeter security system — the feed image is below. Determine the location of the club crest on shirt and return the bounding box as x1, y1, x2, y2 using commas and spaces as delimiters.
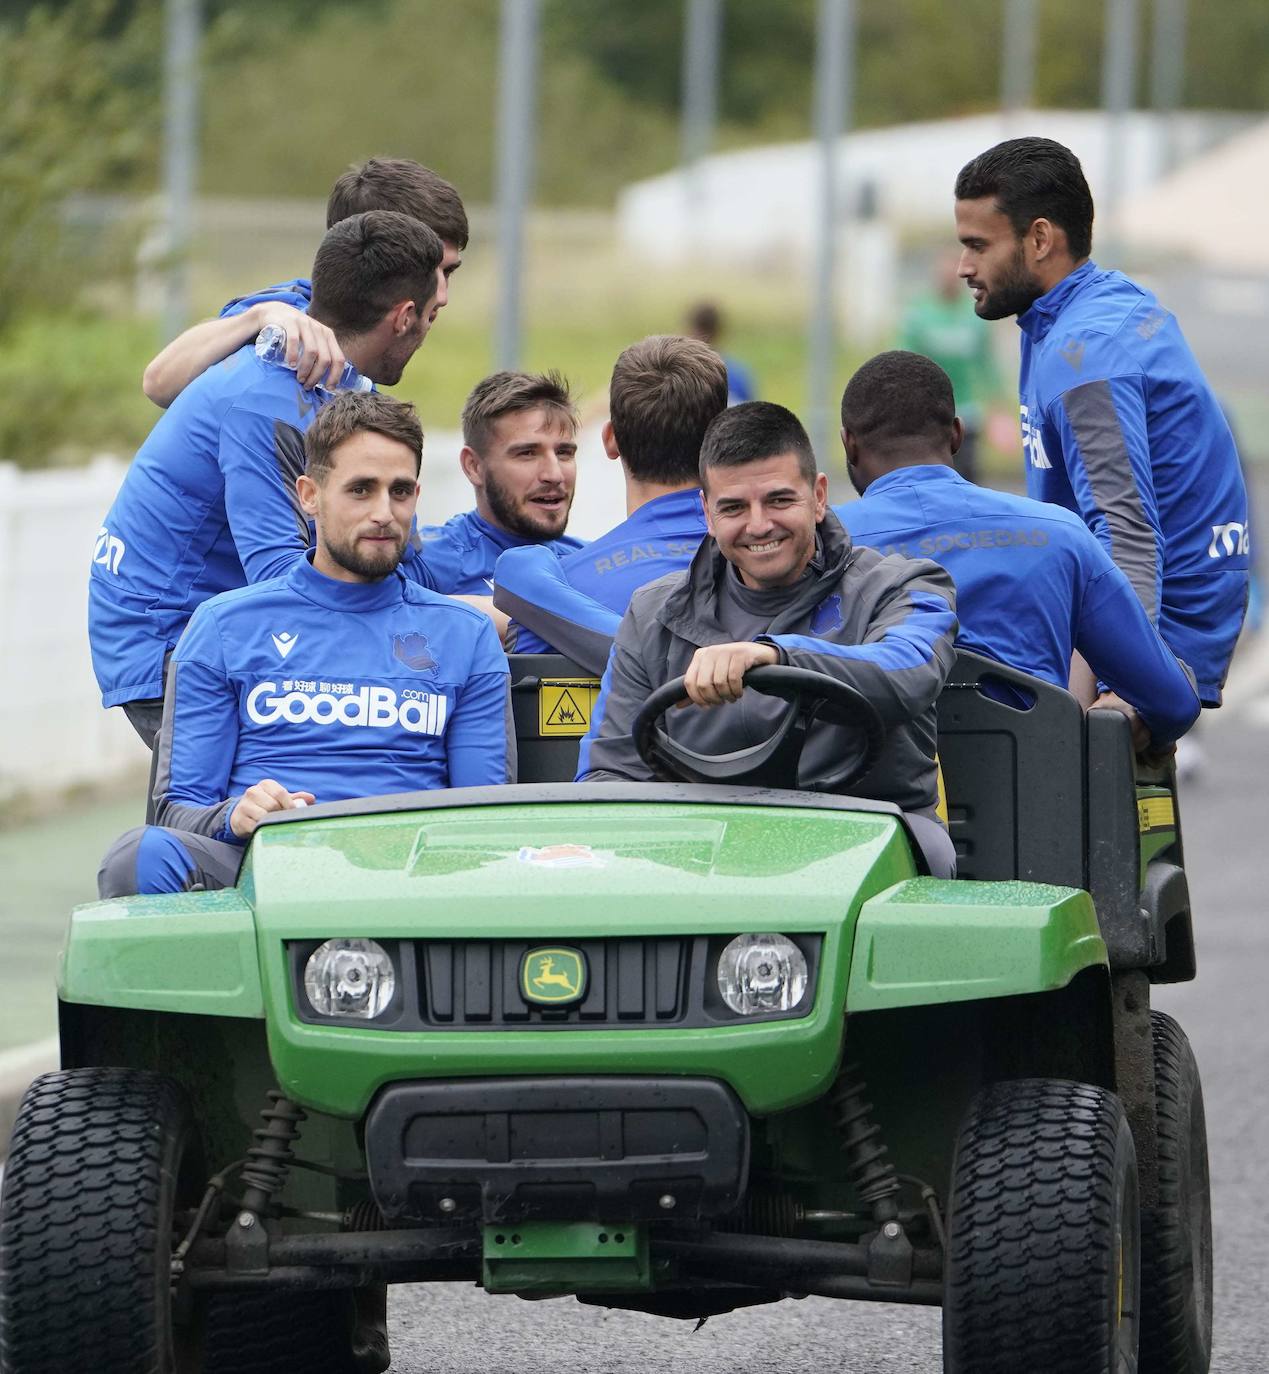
811, 595, 844, 634
392, 632, 438, 672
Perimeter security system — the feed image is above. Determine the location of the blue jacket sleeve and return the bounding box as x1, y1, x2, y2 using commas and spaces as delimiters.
219, 404, 312, 584
151, 609, 243, 841
493, 545, 621, 674
764, 561, 958, 728
1074, 547, 1200, 746
444, 618, 515, 787
1048, 373, 1164, 621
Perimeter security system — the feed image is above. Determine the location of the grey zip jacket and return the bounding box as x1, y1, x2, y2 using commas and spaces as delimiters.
576, 511, 958, 816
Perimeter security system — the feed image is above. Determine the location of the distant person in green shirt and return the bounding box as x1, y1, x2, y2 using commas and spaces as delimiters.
898, 252, 1001, 484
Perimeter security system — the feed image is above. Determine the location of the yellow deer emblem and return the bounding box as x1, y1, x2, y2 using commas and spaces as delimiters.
521, 947, 587, 1004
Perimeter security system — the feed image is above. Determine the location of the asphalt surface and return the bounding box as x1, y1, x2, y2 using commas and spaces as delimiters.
385, 687, 1269, 1373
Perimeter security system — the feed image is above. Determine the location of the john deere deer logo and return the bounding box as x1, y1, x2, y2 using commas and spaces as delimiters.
520, 947, 587, 1005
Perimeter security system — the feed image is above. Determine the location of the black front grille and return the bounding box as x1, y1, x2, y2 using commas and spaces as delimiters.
419, 938, 690, 1027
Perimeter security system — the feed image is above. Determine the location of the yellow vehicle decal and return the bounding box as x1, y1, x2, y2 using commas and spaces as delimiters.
1137, 795, 1175, 833
538, 678, 601, 737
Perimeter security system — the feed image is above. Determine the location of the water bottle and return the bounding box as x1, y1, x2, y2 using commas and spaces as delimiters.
254, 324, 372, 393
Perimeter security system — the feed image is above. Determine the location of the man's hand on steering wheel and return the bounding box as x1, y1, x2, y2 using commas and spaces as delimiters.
681, 641, 779, 709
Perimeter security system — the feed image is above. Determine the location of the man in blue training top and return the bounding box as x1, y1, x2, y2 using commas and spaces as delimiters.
416, 371, 587, 594
835, 351, 1199, 753
954, 136, 1249, 708
90, 211, 445, 747
141, 157, 468, 406
98, 392, 512, 899
493, 334, 728, 672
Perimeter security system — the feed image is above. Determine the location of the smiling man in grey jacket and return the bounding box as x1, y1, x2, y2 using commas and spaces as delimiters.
577, 402, 959, 852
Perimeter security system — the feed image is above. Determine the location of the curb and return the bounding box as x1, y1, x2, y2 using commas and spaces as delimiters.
0, 1037, 59, 1159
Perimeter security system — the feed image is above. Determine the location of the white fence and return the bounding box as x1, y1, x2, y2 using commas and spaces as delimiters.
0, 427, 623, 806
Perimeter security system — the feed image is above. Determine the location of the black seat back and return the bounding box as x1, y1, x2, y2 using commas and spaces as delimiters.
508, 653, 603, 784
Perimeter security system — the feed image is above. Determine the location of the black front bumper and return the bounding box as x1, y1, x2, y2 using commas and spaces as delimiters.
365, 1076, 750, 1225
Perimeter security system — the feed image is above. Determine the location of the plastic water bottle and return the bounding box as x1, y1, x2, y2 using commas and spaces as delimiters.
254, 324, 373, 393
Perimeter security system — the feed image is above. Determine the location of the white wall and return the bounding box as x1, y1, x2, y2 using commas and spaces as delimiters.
0, 422, 624, 805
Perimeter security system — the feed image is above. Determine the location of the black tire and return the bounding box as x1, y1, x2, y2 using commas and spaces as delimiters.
0, 1068, 205, 1374
203, 1288, 375, 1374
1139, 1012, 1213, 1374
943, 1078, 1141, 1374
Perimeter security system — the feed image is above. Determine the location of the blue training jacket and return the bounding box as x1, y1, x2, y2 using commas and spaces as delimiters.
151, 556, 512, 842
1018, 260, 1248, 702
835, 465, 1200, 744
417, 509, 586, 596
219, 278, 312, 318
89, 343, 440, 708
494, 487, 709, 673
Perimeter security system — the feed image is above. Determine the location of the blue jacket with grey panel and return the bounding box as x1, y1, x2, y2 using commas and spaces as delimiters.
835, 465, 1199, 745
576, 512, 958, 817
150, 555, 512, 843
1017, 260, 1248, 703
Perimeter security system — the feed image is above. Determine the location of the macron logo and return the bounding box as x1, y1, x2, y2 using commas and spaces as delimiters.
272, 631, 299, 659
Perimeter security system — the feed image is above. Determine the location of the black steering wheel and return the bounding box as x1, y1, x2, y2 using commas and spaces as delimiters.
632, 664, 886, 792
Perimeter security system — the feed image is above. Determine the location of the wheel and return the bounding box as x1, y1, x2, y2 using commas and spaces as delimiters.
1139, 1012, 1213, 1374
943, 1078, 1140, 1374
203, 1286, 384, 1374
0, 1068, 206, 1373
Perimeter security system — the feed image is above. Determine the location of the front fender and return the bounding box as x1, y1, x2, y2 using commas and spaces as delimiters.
846, 877, 1107, 1012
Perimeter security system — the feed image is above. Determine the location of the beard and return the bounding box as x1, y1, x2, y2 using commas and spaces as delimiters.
484, 467, 572, 541
322, 529, 406, 580
974, 242, 1045, 320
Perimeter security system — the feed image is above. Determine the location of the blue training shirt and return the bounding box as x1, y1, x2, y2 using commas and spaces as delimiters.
417, 509, 586, 596
1018, 260, 1248, 702
494, 487, 709, 673
219, 278, 312, 318
835, 465, 1199, 745
151, 556, 512, 842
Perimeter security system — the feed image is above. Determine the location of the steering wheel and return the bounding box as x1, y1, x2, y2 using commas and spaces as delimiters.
632, 664, 886, 792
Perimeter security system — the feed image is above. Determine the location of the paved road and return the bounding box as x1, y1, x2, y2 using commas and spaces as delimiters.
386, 685, 1269, 1373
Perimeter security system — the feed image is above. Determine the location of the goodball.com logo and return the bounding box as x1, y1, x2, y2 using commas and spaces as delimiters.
246, 681, 448, 736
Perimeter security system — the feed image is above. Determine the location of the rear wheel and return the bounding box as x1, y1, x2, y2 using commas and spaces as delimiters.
1139, 1012, 1213, 1374
0, 1068, 205, 1373
943, 1077, 1140, 1374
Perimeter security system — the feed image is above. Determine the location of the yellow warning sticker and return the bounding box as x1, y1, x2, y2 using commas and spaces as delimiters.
1137, 795, 1176, 833
538, 678, 602, 737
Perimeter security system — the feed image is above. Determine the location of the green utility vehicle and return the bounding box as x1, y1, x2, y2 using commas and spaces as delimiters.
0, 652, 1212, 1373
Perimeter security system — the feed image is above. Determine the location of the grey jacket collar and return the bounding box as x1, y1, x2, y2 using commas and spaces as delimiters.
657, 510, 856, 644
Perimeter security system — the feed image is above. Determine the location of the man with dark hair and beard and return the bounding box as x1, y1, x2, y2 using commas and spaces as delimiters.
417, 371, 587, 593
953, 136, 1248, 712
98, 392, 513, 902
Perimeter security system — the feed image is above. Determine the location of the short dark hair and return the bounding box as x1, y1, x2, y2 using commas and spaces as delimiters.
461, 371, 578, 455
326, 157, 469, 249
954, 137, 1094, 259
304, 391, 423, 484
841, 351, 956, 452
699, 401, 817, 488
608, 336, 728, 485
309, 211, 444, 336
685, 301, 722, 341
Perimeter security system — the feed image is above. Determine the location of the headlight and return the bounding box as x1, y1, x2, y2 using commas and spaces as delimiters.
716, 934, 808, 1016
303, 938, 396, 1019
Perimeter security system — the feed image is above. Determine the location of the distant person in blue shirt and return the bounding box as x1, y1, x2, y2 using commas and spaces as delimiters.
954, 136, 1249, 707
836, 350, 1200, 752
98, 392, 512, 899
90, 211, 446, 746
686, 301, 756, 406
493, 334, 729, 672
416, 371, 587, 594
141, 157, 468, 407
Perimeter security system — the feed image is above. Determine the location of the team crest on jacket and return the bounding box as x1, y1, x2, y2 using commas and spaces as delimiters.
392, 632, 437, 672
811, 594, 844, 634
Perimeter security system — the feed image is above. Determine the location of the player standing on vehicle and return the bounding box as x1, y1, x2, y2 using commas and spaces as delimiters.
954, 137, 1249, 708
416, 371, 587, 594
836, 351, 1199, 752
493, 334, 727, 671
141, 157, 467, 405
98, 393, 512, 899
90, 212, 445, 746
578, 402, 958, 870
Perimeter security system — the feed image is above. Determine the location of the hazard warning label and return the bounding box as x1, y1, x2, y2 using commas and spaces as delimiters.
538, 677, 601, 736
